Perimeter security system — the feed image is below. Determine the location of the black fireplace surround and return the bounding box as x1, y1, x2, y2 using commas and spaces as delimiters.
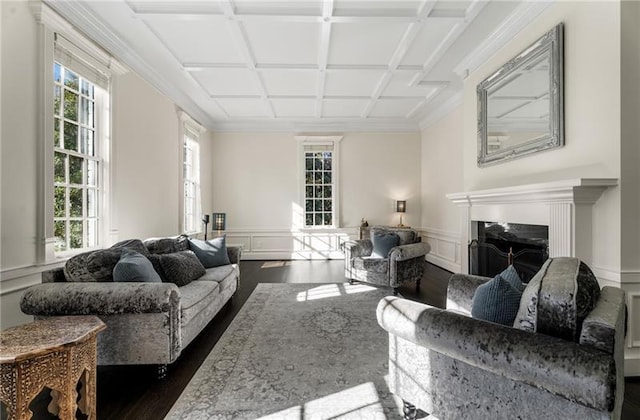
469, 221, 549, 283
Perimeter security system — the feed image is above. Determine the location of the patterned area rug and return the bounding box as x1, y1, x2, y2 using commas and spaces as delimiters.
165, 283, 405, 419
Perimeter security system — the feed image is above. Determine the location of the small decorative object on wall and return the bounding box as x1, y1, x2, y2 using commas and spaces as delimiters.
202, 214, 210, 240
396, 200, 406, 227
212, 213, 226, 234
477, 23, 564, 166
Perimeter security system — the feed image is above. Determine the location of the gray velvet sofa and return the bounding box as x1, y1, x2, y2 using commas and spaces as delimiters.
377, 257, 626, 420
344, 226, 431, 295
20, 236, 240, 378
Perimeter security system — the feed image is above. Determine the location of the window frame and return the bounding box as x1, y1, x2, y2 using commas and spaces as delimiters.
296, 136, 343, 229
33, 2, 126, 263
52, 62, 105, 255
179, 112, 205, 235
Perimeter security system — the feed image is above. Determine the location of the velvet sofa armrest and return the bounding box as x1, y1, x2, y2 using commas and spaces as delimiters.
343, 239, 373, 260
226, 245, 242, 265
20, 282, 180, 316
388, 242, 431, 262
445, 273, 491, 315
377, 297, 617, 412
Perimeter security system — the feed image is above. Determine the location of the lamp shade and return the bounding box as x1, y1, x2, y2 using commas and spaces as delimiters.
212, 213, 226, 231
396, 200, 406, 213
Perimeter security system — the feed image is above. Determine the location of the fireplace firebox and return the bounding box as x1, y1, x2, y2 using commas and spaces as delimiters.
469, 221, 549, 283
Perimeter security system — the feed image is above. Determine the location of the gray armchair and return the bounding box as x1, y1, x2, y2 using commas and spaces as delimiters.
344, 226, 431, 295
377, 257, 626, 420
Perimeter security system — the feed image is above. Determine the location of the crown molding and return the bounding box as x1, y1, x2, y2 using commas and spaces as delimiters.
418, 90, 463, 131
30, 1, 128, 76
453, 0, 554, 79
210, 118, 421, 133
43, 0, 219, 131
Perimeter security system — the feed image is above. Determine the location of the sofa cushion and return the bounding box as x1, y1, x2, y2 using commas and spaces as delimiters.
199, 265, 237, 283
113, 249, 161, 283
371, 232, 399, 258
514, 257, 601, 341
189, 236, 231, 268
111, 239, 150, 257
471, 274, 523, 326
353, 256, 389, 274
148, 250, 206, 287
64, 239, 155, 282
180, 280, 220, 327
144, 234, 190, 255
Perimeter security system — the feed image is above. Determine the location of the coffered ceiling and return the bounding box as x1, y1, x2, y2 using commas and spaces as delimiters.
46, 0, 550, 132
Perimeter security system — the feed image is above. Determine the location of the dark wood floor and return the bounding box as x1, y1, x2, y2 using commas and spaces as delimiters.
18, 261, 640, 419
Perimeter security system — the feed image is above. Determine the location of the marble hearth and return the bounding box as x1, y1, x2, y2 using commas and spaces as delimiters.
447, 178, 618, 276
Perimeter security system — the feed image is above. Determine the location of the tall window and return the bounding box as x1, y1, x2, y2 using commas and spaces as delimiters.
299, 136, 341, 228
53, 62, 102, 253
304, 148, 333, 227
183, 126, 201, 234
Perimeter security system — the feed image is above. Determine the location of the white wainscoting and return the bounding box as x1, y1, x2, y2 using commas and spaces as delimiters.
417, 227, 462, 274
226, 228, 356, 260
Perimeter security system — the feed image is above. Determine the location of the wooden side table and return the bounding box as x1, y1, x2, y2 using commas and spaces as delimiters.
0, 316, 106, 420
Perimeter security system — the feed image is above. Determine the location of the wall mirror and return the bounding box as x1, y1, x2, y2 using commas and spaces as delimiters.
477, 23, 564, 166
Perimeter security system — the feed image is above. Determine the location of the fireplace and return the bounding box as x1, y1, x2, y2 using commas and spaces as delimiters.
469, 221, 549, 283
447, 178, 617, 276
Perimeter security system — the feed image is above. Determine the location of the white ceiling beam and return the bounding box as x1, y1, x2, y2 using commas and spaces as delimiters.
316, 0, 333, 118
360, 0, 438, 119
218, 0, 275, 118
414, 0, 488, 83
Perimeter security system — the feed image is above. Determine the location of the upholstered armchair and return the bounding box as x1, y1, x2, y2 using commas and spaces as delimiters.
343, 226, 431, 295
377, 257, 626, 420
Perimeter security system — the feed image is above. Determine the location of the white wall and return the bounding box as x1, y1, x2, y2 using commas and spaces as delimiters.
0, 1, 214, 328
210, 131, 421, 259
420, 106, 464, 272
463, 0, 621, 276
112, 71, 181, 240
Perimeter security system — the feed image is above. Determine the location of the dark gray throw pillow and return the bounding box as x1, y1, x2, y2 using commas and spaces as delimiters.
371, 232, 399, 258
471, 274, 523, 326
189, 237, 230, 268
148, 250, 206, 287
113, 249, 161, 283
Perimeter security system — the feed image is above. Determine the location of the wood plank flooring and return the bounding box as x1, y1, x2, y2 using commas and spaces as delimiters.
18, 261, 640, 419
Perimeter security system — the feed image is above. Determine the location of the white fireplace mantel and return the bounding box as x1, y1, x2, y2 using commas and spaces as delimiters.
447, 178, 618, 274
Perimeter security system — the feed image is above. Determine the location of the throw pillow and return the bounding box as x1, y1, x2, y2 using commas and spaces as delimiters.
471, 274, 523, 326
147, 250, 206, 287
111, 238, 150, 257
500, 264, 524, 291
371, 232, 399, 258
113, 249, 161, 283
144, 234, 190, 255
189, 236, 231, 268
65, 248, 122, 282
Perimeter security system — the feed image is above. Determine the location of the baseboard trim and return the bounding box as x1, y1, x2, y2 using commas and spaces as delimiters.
426, 254, 460, 274
625, 356, 640, 377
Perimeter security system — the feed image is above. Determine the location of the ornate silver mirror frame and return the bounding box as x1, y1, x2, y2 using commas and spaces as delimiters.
477, 23, 564, 166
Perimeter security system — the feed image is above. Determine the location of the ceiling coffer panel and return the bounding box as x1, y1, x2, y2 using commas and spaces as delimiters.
216, 98, 271, 118
260, 69, 317, 96
191, 68, 262, 96
242, 21, 321, 65
324, 69, 385, 96
143, 17, 243, 64
271, 98, 317, 117
322, 99, 369, 118
328, 21, 410, 65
